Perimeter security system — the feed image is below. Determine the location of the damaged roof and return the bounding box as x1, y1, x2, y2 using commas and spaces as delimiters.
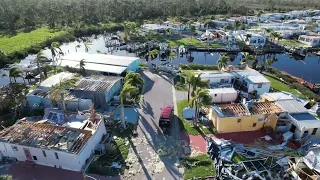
213, 101, 283, 117
74, 75, 122, 92
0, 120, 95, 154
250, 102, 284, 115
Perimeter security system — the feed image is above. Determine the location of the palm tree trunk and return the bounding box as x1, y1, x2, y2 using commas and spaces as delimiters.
120, 96, 126, 128
14, 77, 17, 83
22, 77, 26, 84
187, 83, 191, 102
61, 93, 66, 111
193, 100, 198, 127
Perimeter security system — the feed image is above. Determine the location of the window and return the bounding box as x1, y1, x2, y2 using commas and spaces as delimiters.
12, 146, 18, 151
42, 150, 47, 157
253, 123, 257, 127
55, 152, 59, 159
312, 128, 318, 135
257, 83, 262, 88
33, 156, 37, 160
237, 119, 241, 123
220, 79, 225, 83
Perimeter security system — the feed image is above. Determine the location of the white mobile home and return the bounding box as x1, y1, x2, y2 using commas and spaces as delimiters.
0, 111, 106, 172
198, 72, 234, 86
208, 88, 238, 103
298, 35, 320, 47
275, 99, 320, 140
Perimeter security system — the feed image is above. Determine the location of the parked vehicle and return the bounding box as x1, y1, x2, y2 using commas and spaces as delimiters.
159, 105, 174, 132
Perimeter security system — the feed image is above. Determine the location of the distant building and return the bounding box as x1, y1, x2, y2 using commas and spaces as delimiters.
236, 31, 267, 46
209, 101, 283, 133
54, 52, 141, 76
298, 35, 320, 47
0, 109, 106, 172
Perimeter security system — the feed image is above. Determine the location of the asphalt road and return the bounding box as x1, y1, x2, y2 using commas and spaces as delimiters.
124, 70, 182, 180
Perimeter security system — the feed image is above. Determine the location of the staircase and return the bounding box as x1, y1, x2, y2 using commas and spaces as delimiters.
23, 160, 36, 168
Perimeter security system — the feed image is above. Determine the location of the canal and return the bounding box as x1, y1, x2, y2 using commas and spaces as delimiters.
1, 35, 320, 86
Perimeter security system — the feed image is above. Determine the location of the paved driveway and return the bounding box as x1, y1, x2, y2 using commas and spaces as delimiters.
124, 71, 182, 180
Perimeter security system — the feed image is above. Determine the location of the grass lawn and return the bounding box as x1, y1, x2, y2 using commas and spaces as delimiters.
177, 99, 213, 135
0, 27, 68, 54
264, 75, 304, 97
166, 38, 225, 48
279, 39, 308, 48
182, 154, 215, 179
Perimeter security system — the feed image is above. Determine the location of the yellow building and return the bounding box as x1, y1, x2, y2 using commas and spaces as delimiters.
209, 102, 283, 133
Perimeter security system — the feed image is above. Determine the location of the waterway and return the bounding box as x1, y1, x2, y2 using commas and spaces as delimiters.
1, 35, 320, 87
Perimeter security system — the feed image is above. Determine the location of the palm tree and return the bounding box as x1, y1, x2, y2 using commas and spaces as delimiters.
169, 51, 177, 63
75, 44, 81, 52
150, 49, 159, 60
241, 52, 258, 69
50, 42, 63, 62
35, 50, 49, 82
124, 72, 145, 98
79, 59, 86, 76
9, 67, 24, 83
185, 73, 209, 100
42, 64, 52, 79
245, 34, 252, 42
49, 78, 77, 111
216, 55, 230, 71
189, 88, 212, 126
120, 83, 139, 128
84, 40, 92, 52
189, 25, 196, 39
265, 59, 274, 71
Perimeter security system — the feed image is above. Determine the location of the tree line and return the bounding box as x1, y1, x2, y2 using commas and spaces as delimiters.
1, 0, 319, 32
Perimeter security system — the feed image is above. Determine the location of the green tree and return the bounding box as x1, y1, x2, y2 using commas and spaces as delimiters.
240, 52, 255, 65
169, 51, 177, 63
49, 78, 78, 111
84, 40, 92, 52
123, 21, 137, 40
188, 73, 209, 98
189, 25, 196, 39
189, 88, 212, 126
35, 50, 49, 82
120, 83, 139, 128
216, 55, 230, 71
75, 44, 82, 52
150, 49, 159, 60
50, 42, 63, 62
124, 72, 145, 98
9, 67, 24, 83
0, 174, 12, 180
265, 59, 274, 71
79, 59, 86, 76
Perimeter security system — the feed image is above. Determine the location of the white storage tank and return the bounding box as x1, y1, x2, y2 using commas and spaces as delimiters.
208, 88, 238, 103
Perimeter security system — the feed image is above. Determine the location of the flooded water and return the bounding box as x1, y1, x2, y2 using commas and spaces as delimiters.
1, 35, 320, 87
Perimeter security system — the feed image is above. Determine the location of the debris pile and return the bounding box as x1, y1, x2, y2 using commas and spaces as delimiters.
206, 137, 320, 180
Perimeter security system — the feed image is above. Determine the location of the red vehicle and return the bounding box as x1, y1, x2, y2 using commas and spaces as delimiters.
159, 105, 174, 130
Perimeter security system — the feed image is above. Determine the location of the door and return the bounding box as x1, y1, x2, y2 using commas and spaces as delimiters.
23, 148, 33, 161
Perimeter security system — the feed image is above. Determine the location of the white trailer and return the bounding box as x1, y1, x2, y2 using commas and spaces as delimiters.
208, 88, 238, 103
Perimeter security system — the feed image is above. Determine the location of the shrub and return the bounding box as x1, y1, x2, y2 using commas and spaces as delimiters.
180, 64, 219, 70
